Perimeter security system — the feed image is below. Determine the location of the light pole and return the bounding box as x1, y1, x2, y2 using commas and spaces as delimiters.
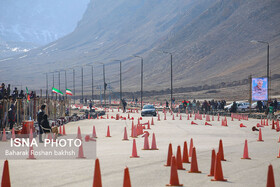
60, 69, 67, 100
133, 55, 143, 110
49, 72, 55, 99
81, 67, 83, 103
251, 40, 270, 105
54, 70, 61, 100
86, 64, 94, 103
45, 73, 48, 99
161, 51, 173, 111
114, 60, 122, 103
69, 68, 75, 104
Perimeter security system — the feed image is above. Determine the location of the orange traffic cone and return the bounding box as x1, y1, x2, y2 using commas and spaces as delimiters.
240, 123, 246, 128
187, 114, 190, 120
1, 128, 7, 141
180, 115, 182, 120
176, 145, 185, 170
189, 138, 193, 157
11, 128, 16, 140
130, 122, 134, 137
217, 114, 220, 121
123, 167, 131, 187
63, 125, 66, 135
150, 133, 158, 150
257, 128, 264, 141
164, 143, 173, 166
92, 125, 97, 138
241, 139, 251, 159
106, 126, 111, 137
151, 117, 154, 125
1, 160, 11, 187
218, 139, 226, 161
76, 143, 86, 159
172, 114, 175, 120
142, 133, 150, 150
188, 147, 201, 173
147, 120, 151, 129
59, 126, 62, 135
27, 145, 36, 159
191, 121, 198, 125
123, 127, 128, 141
77, 126, 82, 140
182, 141, 190, 163
130, 139, 139, 158
133, 124, 137, 138
166, 156, 183, 186
266, 164, 275, 187
278, 133, 280, 143
211, 151, 227, 181
164, 114, 167, 120
208, 149, 216, 177
205, 122, 212, 126
93, 158, 102, 187
158, 114, 160, 121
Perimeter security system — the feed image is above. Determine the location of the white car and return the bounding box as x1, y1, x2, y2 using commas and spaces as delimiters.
237, 103, 250, 112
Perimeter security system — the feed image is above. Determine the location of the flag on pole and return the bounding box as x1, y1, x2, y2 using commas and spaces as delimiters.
26, 87, 30, 103
66, 89, 73, 96
52, 87, 63, 95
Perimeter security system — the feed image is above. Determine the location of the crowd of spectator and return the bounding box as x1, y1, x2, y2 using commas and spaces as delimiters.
181, 99, 227, 113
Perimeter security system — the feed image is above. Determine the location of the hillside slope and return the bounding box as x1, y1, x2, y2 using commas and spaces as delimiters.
1, 0, 279, 96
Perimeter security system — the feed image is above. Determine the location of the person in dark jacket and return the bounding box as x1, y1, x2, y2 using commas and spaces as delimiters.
8, 104, 16, 129
37, 105, 46, 143
230, 101, 237, 113
12, 87, 18, 100
7, 84, 11, 96
41, 114, 52, 133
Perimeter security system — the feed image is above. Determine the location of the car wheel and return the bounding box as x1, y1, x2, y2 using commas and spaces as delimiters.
153, 113, 156, 116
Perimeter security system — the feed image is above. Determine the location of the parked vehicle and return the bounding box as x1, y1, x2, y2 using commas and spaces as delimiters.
141, 105, 157, 116
237, 103, 250, 112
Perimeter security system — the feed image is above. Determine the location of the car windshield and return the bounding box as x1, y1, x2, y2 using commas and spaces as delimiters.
143, 105, 154, 109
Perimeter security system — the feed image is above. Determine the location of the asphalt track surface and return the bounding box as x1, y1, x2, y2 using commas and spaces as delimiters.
1, 110, 280, 186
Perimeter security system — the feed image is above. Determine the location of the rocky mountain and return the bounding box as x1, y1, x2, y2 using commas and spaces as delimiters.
1, 0, 279, 98
0, 0, 90, 58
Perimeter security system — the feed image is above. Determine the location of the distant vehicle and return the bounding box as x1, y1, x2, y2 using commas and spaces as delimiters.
141, 105, 156, 117
224, 101, 250, 112
251, 102, 257, 109
237, 103, 250, 112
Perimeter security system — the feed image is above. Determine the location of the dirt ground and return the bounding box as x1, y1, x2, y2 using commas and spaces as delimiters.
1, 109, 279, 187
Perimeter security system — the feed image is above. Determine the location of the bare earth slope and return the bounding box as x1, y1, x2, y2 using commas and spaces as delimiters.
0, 0, 279, 96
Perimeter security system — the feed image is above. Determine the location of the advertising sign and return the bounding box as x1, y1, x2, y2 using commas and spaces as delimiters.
252, 77, 268, 101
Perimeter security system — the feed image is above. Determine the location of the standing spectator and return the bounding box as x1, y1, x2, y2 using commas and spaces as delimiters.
166, 100, 169, 108
8, 104, 16, 130
192, 99, 197, 111
122, 99, 127, 113
37, 105, 46, 143
12, 87, 18, 99
267, 103, 274, 120
273, 99, 278, 112
230, 101, 237, 113
196, 100, 201, 111
7, 84, 11, 96
257, 101, 263, 113
19, 90, 25, 99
